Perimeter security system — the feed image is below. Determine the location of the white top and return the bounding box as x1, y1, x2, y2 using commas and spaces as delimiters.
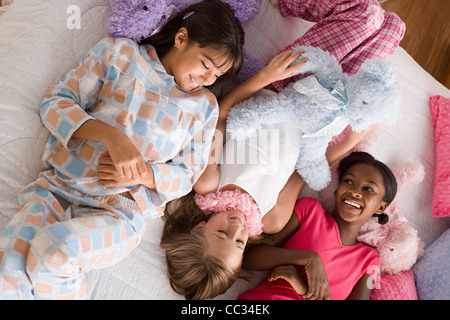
219, 90, 301, 215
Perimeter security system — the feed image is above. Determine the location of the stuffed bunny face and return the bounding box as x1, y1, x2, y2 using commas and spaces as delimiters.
289, 46, 401, 133
378, 225, 424, 275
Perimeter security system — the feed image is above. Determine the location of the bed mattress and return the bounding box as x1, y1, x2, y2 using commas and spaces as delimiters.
0, 0, 448, 300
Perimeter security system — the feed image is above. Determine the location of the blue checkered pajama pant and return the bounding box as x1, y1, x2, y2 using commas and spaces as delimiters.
0, 175, 147, 299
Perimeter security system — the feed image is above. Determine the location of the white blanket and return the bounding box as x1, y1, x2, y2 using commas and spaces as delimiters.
0, 0, 448, 300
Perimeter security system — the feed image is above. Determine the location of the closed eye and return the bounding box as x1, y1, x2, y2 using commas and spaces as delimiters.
236, 239, 245, 250
217, 230, 227, 238
218, 230, 245, 249
202, 61, 220, 79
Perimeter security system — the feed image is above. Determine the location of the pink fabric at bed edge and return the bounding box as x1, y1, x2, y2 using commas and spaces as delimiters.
429, 95, 450, 217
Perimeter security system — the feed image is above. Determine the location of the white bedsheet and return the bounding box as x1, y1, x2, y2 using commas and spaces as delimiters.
0, 0, 448, 300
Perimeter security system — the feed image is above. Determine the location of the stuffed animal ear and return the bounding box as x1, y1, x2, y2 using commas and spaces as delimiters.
359, 60, 398, 87
224, 0, 264, 22
291, 46, 344, 86
391, 162, 425, 202
169, 0, 196, 12
346, 60, 402, 132
171, 0, 263, 22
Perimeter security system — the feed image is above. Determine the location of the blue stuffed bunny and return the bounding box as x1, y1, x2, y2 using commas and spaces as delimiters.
226, 46, 402, 191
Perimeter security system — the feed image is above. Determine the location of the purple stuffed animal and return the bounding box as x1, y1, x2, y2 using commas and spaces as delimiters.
108, 0, 263, 41
108, 0, 170, 41
107, 0, 265, 81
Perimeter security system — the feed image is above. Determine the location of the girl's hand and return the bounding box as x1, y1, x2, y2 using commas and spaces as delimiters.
260, 49, 308, 84
303, 252, 330, 300
97, 153, 154, 189
103, 133, 147, 181
72, 119, 148, 181
268, 265, 308, 296
216, 50, 307, 127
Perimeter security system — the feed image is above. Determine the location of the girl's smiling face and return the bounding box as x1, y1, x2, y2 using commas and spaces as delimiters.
335, 163, 388, 223
163, 27, 232, 93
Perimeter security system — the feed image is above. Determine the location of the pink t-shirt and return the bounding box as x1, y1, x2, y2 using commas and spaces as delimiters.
239, 197, 380, 300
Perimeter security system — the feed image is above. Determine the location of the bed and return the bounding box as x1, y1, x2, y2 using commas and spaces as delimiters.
0, 0, 449, 300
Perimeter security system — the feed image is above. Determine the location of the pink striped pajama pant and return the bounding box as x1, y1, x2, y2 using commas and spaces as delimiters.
268, 0, 405, 92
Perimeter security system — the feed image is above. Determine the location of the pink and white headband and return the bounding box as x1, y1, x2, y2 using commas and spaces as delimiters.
194, 190, 263, 237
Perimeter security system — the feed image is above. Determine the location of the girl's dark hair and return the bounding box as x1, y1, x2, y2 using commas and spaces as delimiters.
140, 0, 244, 97
337, 152, 397, 225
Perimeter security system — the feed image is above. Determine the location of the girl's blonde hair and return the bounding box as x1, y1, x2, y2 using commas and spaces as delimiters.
160, 192, 240, 300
